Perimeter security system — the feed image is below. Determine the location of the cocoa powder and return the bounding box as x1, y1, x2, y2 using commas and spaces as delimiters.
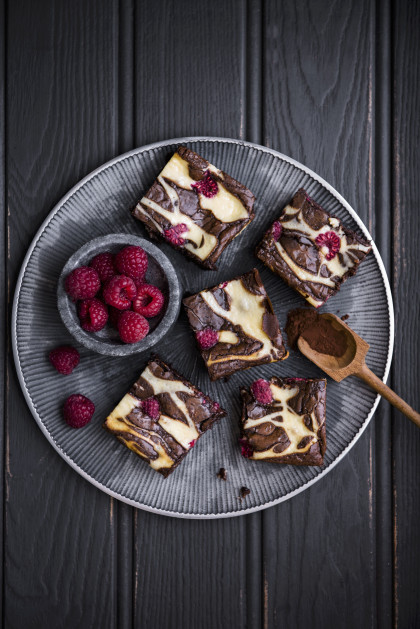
285, 308, 348, 357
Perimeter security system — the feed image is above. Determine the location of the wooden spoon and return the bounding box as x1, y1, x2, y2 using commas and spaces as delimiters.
297, 313, 420, 428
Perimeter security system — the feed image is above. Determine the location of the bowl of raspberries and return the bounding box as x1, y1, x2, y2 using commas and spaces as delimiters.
57, 234, 181, 356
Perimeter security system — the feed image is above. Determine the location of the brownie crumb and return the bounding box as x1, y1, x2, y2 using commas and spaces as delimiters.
217, 467, 227, 481
341, 314, 350, 321
239, 486, 251, 500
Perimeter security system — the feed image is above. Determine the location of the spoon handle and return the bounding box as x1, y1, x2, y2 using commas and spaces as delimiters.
357, 363, 420, 428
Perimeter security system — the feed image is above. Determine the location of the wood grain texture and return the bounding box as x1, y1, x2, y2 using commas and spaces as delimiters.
392, 0, 420, 626
5, 1, 118, 627
132, 3, 254, 628
3, 0, 419, 627
0, 0, 5, 623
261, 0, 380, 626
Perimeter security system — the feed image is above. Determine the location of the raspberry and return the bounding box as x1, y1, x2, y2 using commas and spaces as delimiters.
108, 306, 122, 329
118, 310, 149, 343
315, 231, 341, 260
103, 275, 137, 310
141, 397, 160, 420
191, 171, 218, 198
133, 277, 146, 291
49, 346, 80, 375
133, 284, 165, 318
65, 266, 100, 301
163, 223, 188, 247
63, 394, 95, 428
115, 246, 148, 280
78, 298, 108, 332
89, 252, 116, 283
250, 379, 273, 405
272, 221, 282, 241
239, 438, 253, 458
196, 328, 219, 350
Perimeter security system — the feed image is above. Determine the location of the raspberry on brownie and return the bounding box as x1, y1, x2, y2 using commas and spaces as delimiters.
255, 189, 372, 307
132, 146, 255, 270
240, 376, 327, 466
104, 356, 226, 477
183, 268, 288, 381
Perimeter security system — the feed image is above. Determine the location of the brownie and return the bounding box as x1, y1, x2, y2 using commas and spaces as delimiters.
132, 146, 255, 270
240, 376, 327, 466
103, 356, 226, 477
255, 188, 372, 307
183, 268, 288, 381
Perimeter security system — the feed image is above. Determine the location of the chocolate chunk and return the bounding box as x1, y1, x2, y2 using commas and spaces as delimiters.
217, 467, 227, 481
239, 487, 251, 499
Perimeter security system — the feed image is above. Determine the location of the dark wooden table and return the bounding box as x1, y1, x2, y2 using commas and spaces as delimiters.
2, 1, 419, 627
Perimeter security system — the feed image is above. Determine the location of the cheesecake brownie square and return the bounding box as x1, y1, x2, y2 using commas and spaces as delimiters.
133, 146, 255, 270
183, 268, 288, 381
239, 376, 326, 466
104, 356, 226, 477
255, 188, 372, 307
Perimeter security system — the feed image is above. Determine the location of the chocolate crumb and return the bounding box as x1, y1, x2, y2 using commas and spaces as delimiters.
217, 467, 227, 481
341, 314, 350, 321
239, 486, 251, 500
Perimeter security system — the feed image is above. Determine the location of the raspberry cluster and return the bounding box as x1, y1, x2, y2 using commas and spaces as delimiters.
64, 245, 165, 344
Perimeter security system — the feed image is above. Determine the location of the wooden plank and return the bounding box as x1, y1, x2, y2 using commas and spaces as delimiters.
372, 0, 393, 626
132, 2, 250, 627
392, 0, 420, 626
0, 0, 5, 624
261, 0, 381, 626
5, 1, 118, 627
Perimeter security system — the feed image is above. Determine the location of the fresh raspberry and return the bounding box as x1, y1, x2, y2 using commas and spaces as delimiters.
49, 346, 80, 375
108, 306, 122, 329
118, 310, 149, 343
163, 223, 188, 247
315, 231, 341, 260
78, 298, 108, 332
196, 328, 219, 350
133, 277, 146, 291
141, 397, 160, 420
89, 252, 116, 283
250, 379, 273, 405
115, 246, 148, 280
64, 266, 100, 301
272, 221, 282, 241
63, 394, 95, 428
103, 275, 137, 310
239, 438, 253, 458
191, 171, 218, 198
133, 284, 165, 318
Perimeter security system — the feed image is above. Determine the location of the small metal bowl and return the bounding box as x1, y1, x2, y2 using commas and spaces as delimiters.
57, 234, 181, 356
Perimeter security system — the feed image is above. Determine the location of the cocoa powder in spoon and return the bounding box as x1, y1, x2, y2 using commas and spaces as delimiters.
285, 308, 348, 357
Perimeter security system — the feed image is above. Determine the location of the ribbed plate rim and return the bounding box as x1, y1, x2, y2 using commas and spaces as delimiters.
12, 136, 395, 519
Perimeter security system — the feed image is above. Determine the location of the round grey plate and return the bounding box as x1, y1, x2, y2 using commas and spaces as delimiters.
12, 137, 394, 519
